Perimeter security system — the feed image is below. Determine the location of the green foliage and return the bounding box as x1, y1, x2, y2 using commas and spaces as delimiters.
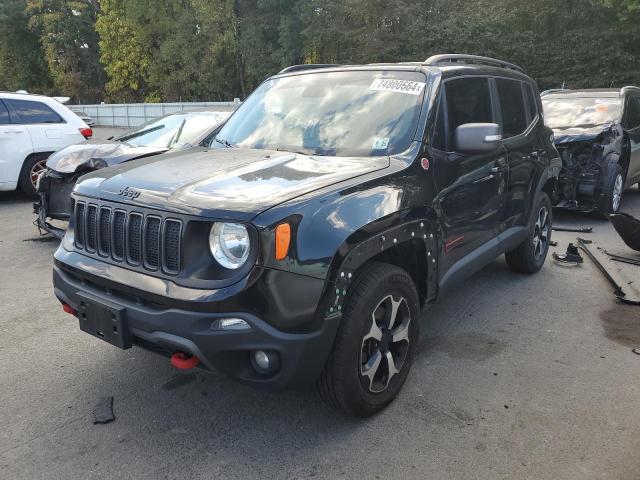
26, 0, 105, 102
0, 0, 51, 92
96, 0, 151, 102
0, 0, 639, 102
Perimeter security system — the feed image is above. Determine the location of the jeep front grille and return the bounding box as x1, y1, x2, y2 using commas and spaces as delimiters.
74, 201, 182, 275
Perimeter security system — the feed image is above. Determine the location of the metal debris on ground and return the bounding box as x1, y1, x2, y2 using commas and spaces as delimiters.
552, 226, 593, 233
633, 348, 640, 356
577, 238, 640, 306
92, 396, 115, 424
549, 240, 558, 247
552, 243, 584, 265
604, 250, 640, 267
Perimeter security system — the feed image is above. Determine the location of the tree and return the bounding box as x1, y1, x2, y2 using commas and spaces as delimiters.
95, 0, 151, 102
0, 0, 51, 92
27, 0, 105, 102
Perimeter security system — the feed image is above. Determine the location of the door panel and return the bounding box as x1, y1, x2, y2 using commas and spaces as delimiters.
494, 79, 542, 230
0, 124, 32, 188
431, 77, 509, 277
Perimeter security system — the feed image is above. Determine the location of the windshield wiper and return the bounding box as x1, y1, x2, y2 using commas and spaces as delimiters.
213, 137, 237, 148
117, 124, 165, 143
276, 147, 323, 156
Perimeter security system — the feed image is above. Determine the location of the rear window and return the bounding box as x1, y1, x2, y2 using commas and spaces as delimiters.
6, 99, 64, 124
496, 79, 527, 138
0, 101, 10, 125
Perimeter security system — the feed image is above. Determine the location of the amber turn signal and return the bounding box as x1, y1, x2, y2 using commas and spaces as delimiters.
275, 223, 291, 261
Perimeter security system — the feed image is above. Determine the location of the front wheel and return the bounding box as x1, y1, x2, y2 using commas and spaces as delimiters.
602, 162, 624, 214
505, 193, 553, 274
317, 262, 420, 417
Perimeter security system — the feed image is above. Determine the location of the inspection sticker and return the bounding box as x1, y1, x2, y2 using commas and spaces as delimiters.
370, 79, 426, 96
372, 137, 390, 150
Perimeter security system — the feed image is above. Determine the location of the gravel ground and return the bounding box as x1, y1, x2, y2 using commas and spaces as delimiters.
0, 179, 639, 479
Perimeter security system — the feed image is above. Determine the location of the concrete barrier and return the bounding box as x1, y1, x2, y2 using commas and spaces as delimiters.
68, 100, 240, 127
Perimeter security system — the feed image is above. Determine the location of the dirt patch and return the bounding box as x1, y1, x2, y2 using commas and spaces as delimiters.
600, 305, 640, 347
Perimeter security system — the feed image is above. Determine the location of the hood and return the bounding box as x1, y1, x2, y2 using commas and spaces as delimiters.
74, 147, 390, 221
46, 140, 169, 174
552, 124, 615, 145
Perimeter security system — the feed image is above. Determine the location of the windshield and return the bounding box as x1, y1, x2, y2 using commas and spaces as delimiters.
542, 96, 622, 129
117, 112, 228, 148
212, 70, 427, 157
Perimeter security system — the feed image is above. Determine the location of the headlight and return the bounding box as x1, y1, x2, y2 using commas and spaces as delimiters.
209, 222, 251, 269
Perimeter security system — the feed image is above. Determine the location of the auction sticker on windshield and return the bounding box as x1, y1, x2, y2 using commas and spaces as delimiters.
370, 79, 426, 96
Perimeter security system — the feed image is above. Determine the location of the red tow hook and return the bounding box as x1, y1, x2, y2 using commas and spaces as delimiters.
62, 303, 77, 315
170, 352, 201, 370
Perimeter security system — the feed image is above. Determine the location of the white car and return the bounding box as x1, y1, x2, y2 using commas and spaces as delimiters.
0, 92, 92, 197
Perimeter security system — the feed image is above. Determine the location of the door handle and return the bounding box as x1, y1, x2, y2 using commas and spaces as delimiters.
490, 166, 506, 173
3, 130, 21, 134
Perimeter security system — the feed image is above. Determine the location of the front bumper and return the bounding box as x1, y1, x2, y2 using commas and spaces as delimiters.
53, 254, 340, 390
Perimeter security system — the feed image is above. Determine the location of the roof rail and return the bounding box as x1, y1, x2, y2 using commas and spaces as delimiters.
278, 64, 340, 74
621, 85, 640, 94
540, 89, 570, 96
424, 54, 524, 73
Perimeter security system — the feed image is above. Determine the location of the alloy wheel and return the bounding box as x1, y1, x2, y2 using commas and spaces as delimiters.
30, 159, 47, 190
532, 206, 551, 260
360, 295, 411, 393
612, 173, 623, 212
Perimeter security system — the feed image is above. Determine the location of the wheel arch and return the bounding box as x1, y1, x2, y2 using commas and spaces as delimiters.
319, 219, 439, 322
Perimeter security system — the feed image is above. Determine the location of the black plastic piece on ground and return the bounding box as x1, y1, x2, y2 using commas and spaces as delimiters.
609, 213, 640, 252
552, 243, 584, 265
92, 396, 115, 424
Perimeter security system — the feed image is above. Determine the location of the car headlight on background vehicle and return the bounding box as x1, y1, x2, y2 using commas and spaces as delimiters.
209, 222, 251, 269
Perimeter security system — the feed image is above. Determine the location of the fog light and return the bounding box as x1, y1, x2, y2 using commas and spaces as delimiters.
251, 350, 280, 375
210, 318, 251, 331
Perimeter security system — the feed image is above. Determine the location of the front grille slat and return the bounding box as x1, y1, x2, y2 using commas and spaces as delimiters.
163, 220, 182, 273
72, 202, 182, 276
143, 216, 161, 270
127, 213, 143, 265
86, 205, 98, 252
98, 207, 111, 256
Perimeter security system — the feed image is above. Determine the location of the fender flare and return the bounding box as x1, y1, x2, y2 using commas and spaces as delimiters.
317, 218, 439, 322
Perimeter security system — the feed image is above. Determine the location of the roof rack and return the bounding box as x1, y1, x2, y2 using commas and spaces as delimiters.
278, 64, 340, 74
424, 54, 524, 73
621, 86, 640, 94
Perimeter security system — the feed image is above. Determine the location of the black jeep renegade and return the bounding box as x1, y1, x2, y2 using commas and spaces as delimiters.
53, 55, 561, 416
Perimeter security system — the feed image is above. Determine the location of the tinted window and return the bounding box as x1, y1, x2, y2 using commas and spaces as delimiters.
625, 96, 640, 129
496, 79, 527, 138
0, 101, 10, 125
525, 83, 538, 123
6, 99, 63, 124
444, 77, 493, 148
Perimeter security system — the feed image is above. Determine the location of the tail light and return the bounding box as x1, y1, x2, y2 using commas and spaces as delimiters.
79, 127, 93, 139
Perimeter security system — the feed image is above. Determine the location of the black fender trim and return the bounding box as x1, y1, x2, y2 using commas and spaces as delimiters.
320, 219, 439, 322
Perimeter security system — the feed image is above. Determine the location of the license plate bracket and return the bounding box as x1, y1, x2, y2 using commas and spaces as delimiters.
77, 292, 132, 349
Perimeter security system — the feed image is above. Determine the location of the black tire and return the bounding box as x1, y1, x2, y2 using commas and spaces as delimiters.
505, 193, 553, 274
19, 153, 50, 198
317, 262, 420, 417
602, 161, 625, 214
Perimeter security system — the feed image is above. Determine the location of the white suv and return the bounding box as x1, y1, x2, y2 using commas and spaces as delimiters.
0, 92, 92, 197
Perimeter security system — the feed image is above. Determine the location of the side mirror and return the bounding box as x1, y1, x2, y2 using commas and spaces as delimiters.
454, 123, 503, 153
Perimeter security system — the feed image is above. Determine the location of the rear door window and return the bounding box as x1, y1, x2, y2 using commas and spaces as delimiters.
5, 99, 64, 124
0, 101, 10, 125
495, 79, 527, 138
444, 77, 493, 149
625, 96, 640, 130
